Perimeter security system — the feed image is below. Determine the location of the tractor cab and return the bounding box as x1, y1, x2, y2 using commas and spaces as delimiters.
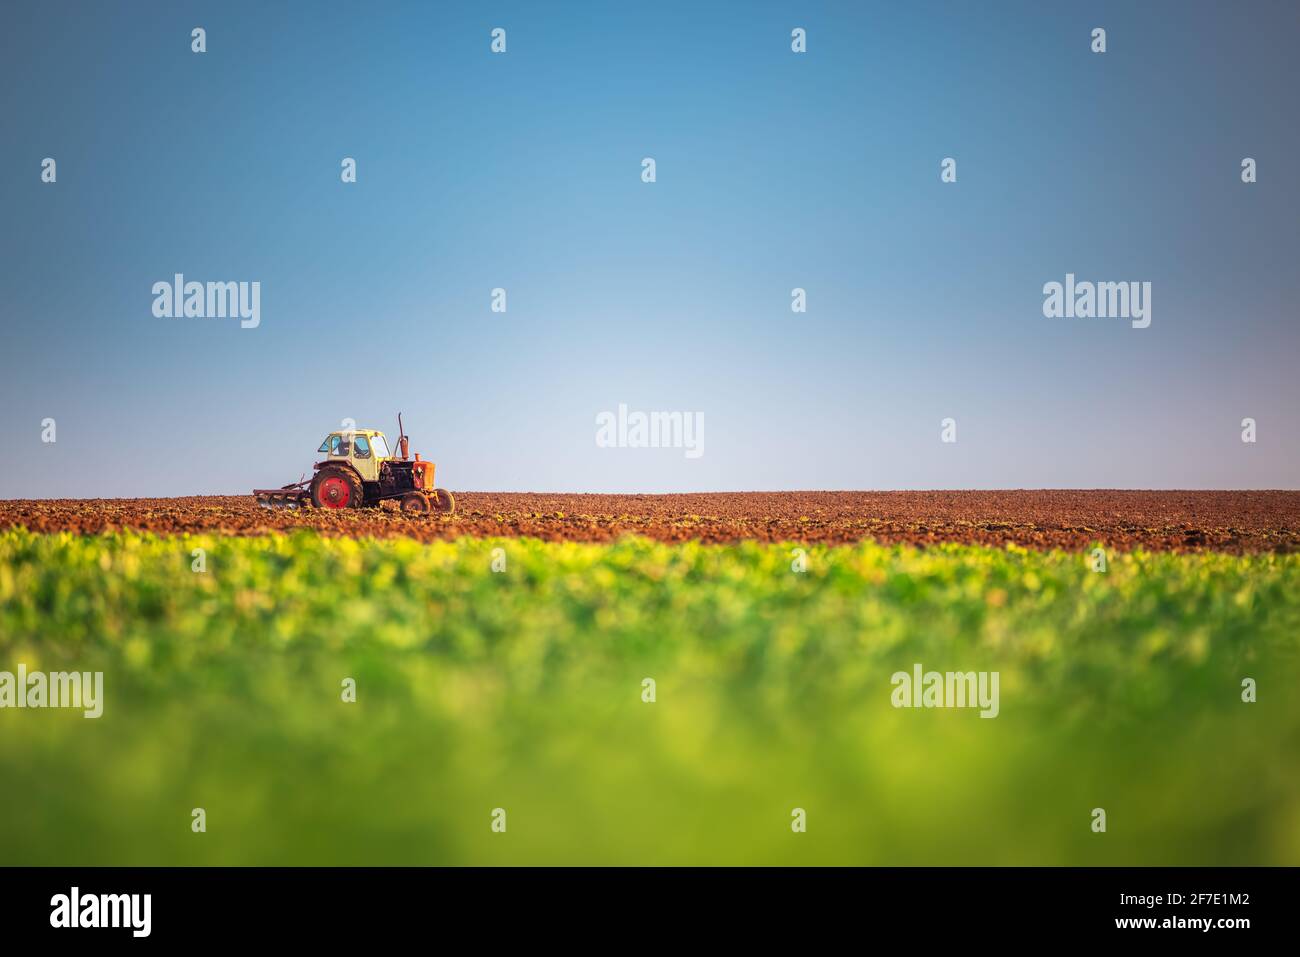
317, 429, 391, 483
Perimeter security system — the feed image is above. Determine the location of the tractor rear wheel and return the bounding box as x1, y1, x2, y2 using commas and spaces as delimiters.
311, 467, 362, 510
431, 488, 456, 514
400, 491, 431, 514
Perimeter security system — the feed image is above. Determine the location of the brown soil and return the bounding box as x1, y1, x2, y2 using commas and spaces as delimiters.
1, 491, 1297, 552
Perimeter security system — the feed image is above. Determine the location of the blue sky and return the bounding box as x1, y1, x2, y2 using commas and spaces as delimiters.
3, 1, 1297, 496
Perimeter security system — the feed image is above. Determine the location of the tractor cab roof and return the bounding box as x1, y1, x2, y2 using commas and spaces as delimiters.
318, 429, 393, 458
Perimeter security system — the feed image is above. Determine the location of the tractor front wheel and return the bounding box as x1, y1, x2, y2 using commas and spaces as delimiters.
431, 488, 456, 514
311, 467, 362, 510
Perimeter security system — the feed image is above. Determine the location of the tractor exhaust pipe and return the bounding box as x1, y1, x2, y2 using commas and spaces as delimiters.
397, 413, 409, 460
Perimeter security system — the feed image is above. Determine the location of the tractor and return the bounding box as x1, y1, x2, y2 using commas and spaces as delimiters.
253, 415, 454, 515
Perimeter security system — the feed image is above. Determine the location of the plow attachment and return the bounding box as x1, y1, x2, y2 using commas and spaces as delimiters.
253, 482, 310, 509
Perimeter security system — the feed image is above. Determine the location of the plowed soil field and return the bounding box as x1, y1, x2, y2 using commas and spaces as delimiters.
2, 491, 1298, 552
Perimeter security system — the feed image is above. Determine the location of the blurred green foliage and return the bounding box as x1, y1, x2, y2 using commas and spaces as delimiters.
1, 529, 1297, 864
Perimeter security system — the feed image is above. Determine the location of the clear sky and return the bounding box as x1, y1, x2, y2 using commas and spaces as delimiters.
3, 1, 1297, 496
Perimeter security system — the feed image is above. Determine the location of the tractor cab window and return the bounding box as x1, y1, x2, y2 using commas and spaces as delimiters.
354, 435, 372, 458
318, 434, 350, 456
371, 434, 391, 458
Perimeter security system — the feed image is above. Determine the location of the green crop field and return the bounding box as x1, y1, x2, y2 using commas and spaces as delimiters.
1, 528, 1297, 866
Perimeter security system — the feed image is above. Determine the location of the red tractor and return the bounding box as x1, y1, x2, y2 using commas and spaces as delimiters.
253, 416, 454, 515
